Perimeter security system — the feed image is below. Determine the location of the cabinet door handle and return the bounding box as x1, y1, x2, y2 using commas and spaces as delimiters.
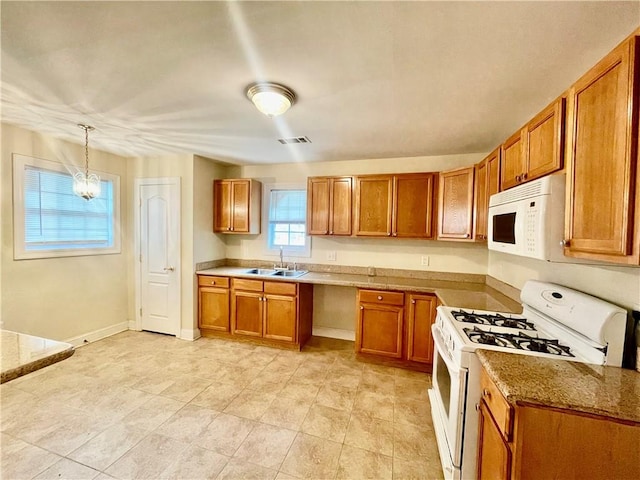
475, 403, 480, 411
360, 306, 364, 310
522, 172, 528, 180
482, 388, 491, 399
329, 231, 333, 235
387, 232, 391, 236
561, 239, 571, 247
516, 175, 521, 182
464, 233, 470, 238
411, 299, 416, 304
392, 233, 397, 237
377, 295, 383, 300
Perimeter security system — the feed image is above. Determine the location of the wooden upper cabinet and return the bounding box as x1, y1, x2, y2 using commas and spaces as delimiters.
355, 175, 394, 236
355, 173, 437, 238
564, 34, 640, 264
213, 179, 261, 234
500, 97, 565, 191
438, 166, 475, 240
474, 148, 501, 241
500, 130, 526, 191
307, 176, 352, 236
393, 174, 437, 238
526, 98, 565, 180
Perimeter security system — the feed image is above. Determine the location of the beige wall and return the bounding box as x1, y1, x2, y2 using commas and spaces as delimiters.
488, 252, 640, 311
1, 124, 130, 341
233, 153, 488, 273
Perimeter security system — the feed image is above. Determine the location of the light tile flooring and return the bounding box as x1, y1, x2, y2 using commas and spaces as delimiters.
1, 331, 443, 480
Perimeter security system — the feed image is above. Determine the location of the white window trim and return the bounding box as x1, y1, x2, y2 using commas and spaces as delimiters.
12, 153, 122, 260
262, 183, 311, 259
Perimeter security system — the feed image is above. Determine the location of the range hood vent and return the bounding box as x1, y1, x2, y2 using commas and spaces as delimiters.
278, 136, 311, 145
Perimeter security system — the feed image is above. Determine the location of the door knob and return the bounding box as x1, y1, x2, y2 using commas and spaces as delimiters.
164, 266, 175, 272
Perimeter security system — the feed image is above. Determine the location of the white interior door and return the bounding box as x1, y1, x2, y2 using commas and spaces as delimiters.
139, 180, 180, 336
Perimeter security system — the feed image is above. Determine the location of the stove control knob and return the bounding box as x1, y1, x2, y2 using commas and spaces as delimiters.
551, 292, 563, 299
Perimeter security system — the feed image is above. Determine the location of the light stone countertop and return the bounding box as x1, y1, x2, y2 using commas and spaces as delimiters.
196, 267, 522, 313
477, 350, 640, 423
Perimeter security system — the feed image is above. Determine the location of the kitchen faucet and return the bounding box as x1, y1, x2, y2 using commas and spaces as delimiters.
274, 246, 288, 271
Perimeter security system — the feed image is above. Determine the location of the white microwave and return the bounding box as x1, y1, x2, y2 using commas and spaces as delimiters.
488, 174, 566, 261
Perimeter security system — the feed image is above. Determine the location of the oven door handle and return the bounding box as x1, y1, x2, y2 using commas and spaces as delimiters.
432, 325, 465, 374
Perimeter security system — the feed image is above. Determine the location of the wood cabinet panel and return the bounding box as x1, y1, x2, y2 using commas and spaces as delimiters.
232, 291, 263, 337
405, 293, 437, 364
565, 35, 640, 263
358, 289, 404, 306
477, 400, 512, 480
438, 166, 475, 240
357, 302, 404, 358
500, 130, 526, 191
355, 176, 393, 236
307, 176, 353, 236
263, 294, 297, 342
481, 368, 513, 439
264, 281, 297, 296
526, 98, 565, 181
474, 158, 489, 241
393, 174, 436, 238
487, 149, 501, 198
198, 286, 230, 332
198, 276, 230, 288
213, 179, 261, 234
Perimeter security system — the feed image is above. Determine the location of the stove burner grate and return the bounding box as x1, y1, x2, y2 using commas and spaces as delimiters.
452, 310, 535, 330
462, 327, 574, 357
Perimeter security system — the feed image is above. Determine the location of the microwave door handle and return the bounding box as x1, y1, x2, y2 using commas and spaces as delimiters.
432, 325, 466, 375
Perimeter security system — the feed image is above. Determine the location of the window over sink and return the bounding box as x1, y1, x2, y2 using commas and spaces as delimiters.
265, 185, 311, 258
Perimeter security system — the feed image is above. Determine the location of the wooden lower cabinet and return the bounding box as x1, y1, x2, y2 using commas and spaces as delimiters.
198, 275, 312, 349
198, 276, 230, 332
477, 400, 511, 480
356, 289, 437, 369
478, 367, 640, 480
405, 293, 438, 364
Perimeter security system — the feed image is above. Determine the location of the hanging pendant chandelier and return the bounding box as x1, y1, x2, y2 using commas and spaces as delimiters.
73, 124, 100, 200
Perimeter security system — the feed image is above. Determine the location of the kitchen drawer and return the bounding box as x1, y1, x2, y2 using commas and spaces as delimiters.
232, 278, 263, 292
264, 281, 297, 296
359, 289, 404, 306
198, 275, 230, 288
480, 368, 513, 440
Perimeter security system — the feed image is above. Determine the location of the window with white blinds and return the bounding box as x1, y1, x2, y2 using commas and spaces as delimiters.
13, 154, 121, 259
267, 188, 310, 256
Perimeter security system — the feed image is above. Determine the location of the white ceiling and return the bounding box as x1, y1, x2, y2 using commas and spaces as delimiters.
2, 1, 639, 165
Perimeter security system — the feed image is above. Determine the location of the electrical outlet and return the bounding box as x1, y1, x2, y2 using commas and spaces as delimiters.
421, 255, 430, 266
326, 251, 337, 261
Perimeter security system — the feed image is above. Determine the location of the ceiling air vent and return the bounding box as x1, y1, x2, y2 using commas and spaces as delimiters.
277, 136, 311, 145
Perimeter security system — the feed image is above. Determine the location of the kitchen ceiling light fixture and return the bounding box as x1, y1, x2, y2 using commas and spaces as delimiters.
73, 124, 100, 200
246, 82, 296, 117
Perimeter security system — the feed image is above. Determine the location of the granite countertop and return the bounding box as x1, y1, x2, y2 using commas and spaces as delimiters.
1, 330, 75, 383
477, 350, 640, 423
196, 267, 522, 313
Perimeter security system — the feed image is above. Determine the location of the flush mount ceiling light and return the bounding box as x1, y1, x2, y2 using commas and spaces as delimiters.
73, 124, 101, 201
246, 82, 296, 117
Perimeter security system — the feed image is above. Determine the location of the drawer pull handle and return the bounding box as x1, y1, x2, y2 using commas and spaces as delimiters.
377, 295, 383, 301
483, 388, 491, 399
360, 306, 364, 310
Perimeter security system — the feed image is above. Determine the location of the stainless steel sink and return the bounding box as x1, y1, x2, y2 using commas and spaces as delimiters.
244, 268, 277, 276
271, 270, 308, 278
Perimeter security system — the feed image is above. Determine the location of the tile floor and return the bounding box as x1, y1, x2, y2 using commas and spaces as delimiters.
1, 331, 444, 480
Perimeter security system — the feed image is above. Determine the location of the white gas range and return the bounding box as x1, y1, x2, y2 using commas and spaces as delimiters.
428, 280, 627, 480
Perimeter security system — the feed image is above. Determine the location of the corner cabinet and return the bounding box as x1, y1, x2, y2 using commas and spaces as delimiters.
500, 97, 565, 191
307, 176, 353, 236
213, 179, 261, 234
354, 173, 437, 239
564, 33, 640, 265
356, 289, 437, 370
437, 166, 475, 240
477, 367, 640, 480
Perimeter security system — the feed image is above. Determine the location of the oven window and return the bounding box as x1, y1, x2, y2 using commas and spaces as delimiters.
436, 353, 451, 417
493, 212, 516, 244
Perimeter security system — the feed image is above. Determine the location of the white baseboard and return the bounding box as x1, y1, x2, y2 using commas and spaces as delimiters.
65, 321, 129, 347
180, 328, 201, 341
128, 320, 139, 331
312, 326, 355, 341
